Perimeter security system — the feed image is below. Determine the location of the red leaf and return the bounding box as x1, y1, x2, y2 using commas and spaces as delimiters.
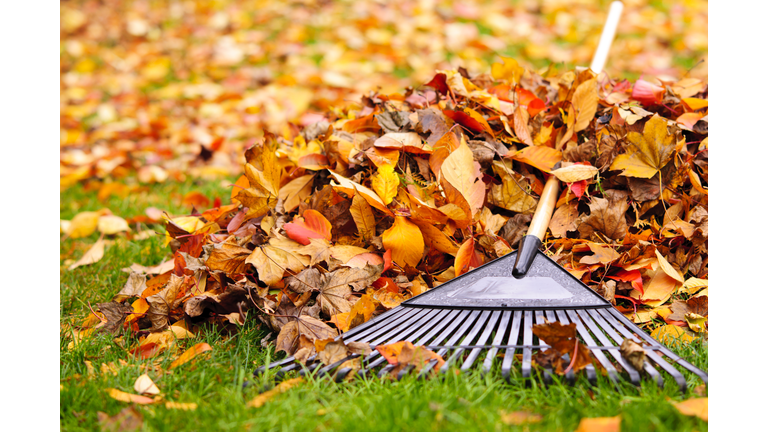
608, 269, 644, 294
372, 277, 399, 293
424, 73, 449, 94
631, 80, 664, 106
516, 88, 546, 117
443, 109, 488, 134
284, 209, 333, 245
383, 249, 392, 272
568, 180, 588, 198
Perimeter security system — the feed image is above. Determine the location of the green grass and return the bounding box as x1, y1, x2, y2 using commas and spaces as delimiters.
60, 180, 708, 431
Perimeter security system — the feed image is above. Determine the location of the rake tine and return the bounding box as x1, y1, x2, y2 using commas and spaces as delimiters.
586, 309, 664, 388
599, 309, 690, 392
555, 310, 596, 383
534, 311, 553, 385
254, 355, 298, 376
501, 310, 523, 382
347, 308, 424, 344
461, 310, 502, 372
298, 361, 322, 377
440, 310, 492, 373
546, 310, 575, 384
575, 309, 641, 385
482, 310, 512, 374
334, 367, 353, 382
566, 309, 620, 385
521, 310, 534, 379
607, 308, 708, 385
316, 354, 361, 378
417, 359, 439, 380
340, 306, 407, 340
397, 364, 416, 381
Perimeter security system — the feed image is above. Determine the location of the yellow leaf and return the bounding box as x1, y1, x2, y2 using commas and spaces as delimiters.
680, 277, 708, 296
671, 398, 708, 421
98, 215, 130, 235
349, 193, 376, 240
371, 165, 399, 205
440, 140, 484, 216
489, 161, 538, 213
491, 57, 523, 85
655, 249, 684, 283
68, 238, 106, 270
382, 216, 424, 267
170, 343, 212, 369
650, 325, 695, 345
246, 378, 304, 408
570, 78, 598, 132
106, 388, 154, 405
610, 114, 678, 178
165, 402, 198, 411
68, 211, 102, 238
278, 174, 315, 213
245, 241, 308, 286
328, 170, 392, 215
508, 145, 562, 173
551, 164, 599, 183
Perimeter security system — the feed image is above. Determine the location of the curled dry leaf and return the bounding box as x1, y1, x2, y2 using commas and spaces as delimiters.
133, 373, 160, 396
68, 237, 106, 270
619, 339, 646, 372
106, 388, 155, 405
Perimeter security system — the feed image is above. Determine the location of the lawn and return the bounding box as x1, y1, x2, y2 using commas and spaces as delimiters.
60, 180, 708, 432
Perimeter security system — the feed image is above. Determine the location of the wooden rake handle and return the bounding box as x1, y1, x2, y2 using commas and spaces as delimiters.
512, 2, 623, 278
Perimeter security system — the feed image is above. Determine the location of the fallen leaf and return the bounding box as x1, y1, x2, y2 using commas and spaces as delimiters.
440, 139, 485, 216
246, 378, 304, 408
551, 164, 599, 183
97, 407, 144, 431
133, 373, 160, 396
98, 215, 130, 235
165, 402, 198, 411
610, 114, 678, 178
371, 164, 400, 205
284, 209, 333, 245
382, 216, 425, 267
499, 411, 542, 426
574, 416, 621, 432
619, 339, 645, 372
650, 325, 695, 345
671, 398, 707, 421
170, 343, 212, 369
106, 388, 155, 405
276, 315, 337, 355
68, 237, 106, 270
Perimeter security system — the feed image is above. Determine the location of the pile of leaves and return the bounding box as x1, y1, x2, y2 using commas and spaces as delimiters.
74, 59, 708, 375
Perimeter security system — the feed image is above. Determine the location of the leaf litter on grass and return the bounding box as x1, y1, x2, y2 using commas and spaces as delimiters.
67, 58, 708, 391
61, 0, 708, 421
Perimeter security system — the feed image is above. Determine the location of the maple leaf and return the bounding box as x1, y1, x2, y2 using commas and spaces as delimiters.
577, 195, 629, 241
376, 341, 445, 377
531, 321, 593, 375
276, 316, 337, 355
610, 114, 678, 178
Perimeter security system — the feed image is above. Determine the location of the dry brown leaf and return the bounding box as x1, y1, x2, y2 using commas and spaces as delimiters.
68, 237, 106, 270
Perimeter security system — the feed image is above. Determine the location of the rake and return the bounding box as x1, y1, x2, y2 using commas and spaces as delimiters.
254, 1, 708, 392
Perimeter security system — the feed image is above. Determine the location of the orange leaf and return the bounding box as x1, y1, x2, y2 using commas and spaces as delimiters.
170, 343, 212, 369
671, 398, 708, 421
381, 216, 424, 268
182, 191, 210, 209
230, 175, 250, 205
574, 416, 621, 432
284, 209, 333, 245
106, 388, 155, 405
455, 237, 483, 276
508, 145, 562, 173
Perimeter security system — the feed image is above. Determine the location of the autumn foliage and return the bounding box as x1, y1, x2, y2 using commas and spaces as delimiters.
70, 51, 709, 372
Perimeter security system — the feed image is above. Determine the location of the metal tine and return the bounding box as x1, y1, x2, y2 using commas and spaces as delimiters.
367, 309, 472, 379
298, 361, 322, 377
254, 355, 299, 376
460, 310, 502, 372
586, 309, 664, 388
339, 306, 407, 340
501, 310, 523, 382
598, 309, 688, 392
315, 354, 361, 378
575, 309, 641, 385
546, 310, 575, 384
565, 309, 620, 384
521, 311, 535, 379
440, 310, 493, 373
608, 308, 708, 386
533, 312, 553, 385
482, 310, 512, 374
369, 308, 451, 378
344, 307, 418, 343
416, 310, 482, 379
555, 310, 596, 383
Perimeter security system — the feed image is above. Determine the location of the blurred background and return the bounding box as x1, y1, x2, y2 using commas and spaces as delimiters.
60, 0, 707, 188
